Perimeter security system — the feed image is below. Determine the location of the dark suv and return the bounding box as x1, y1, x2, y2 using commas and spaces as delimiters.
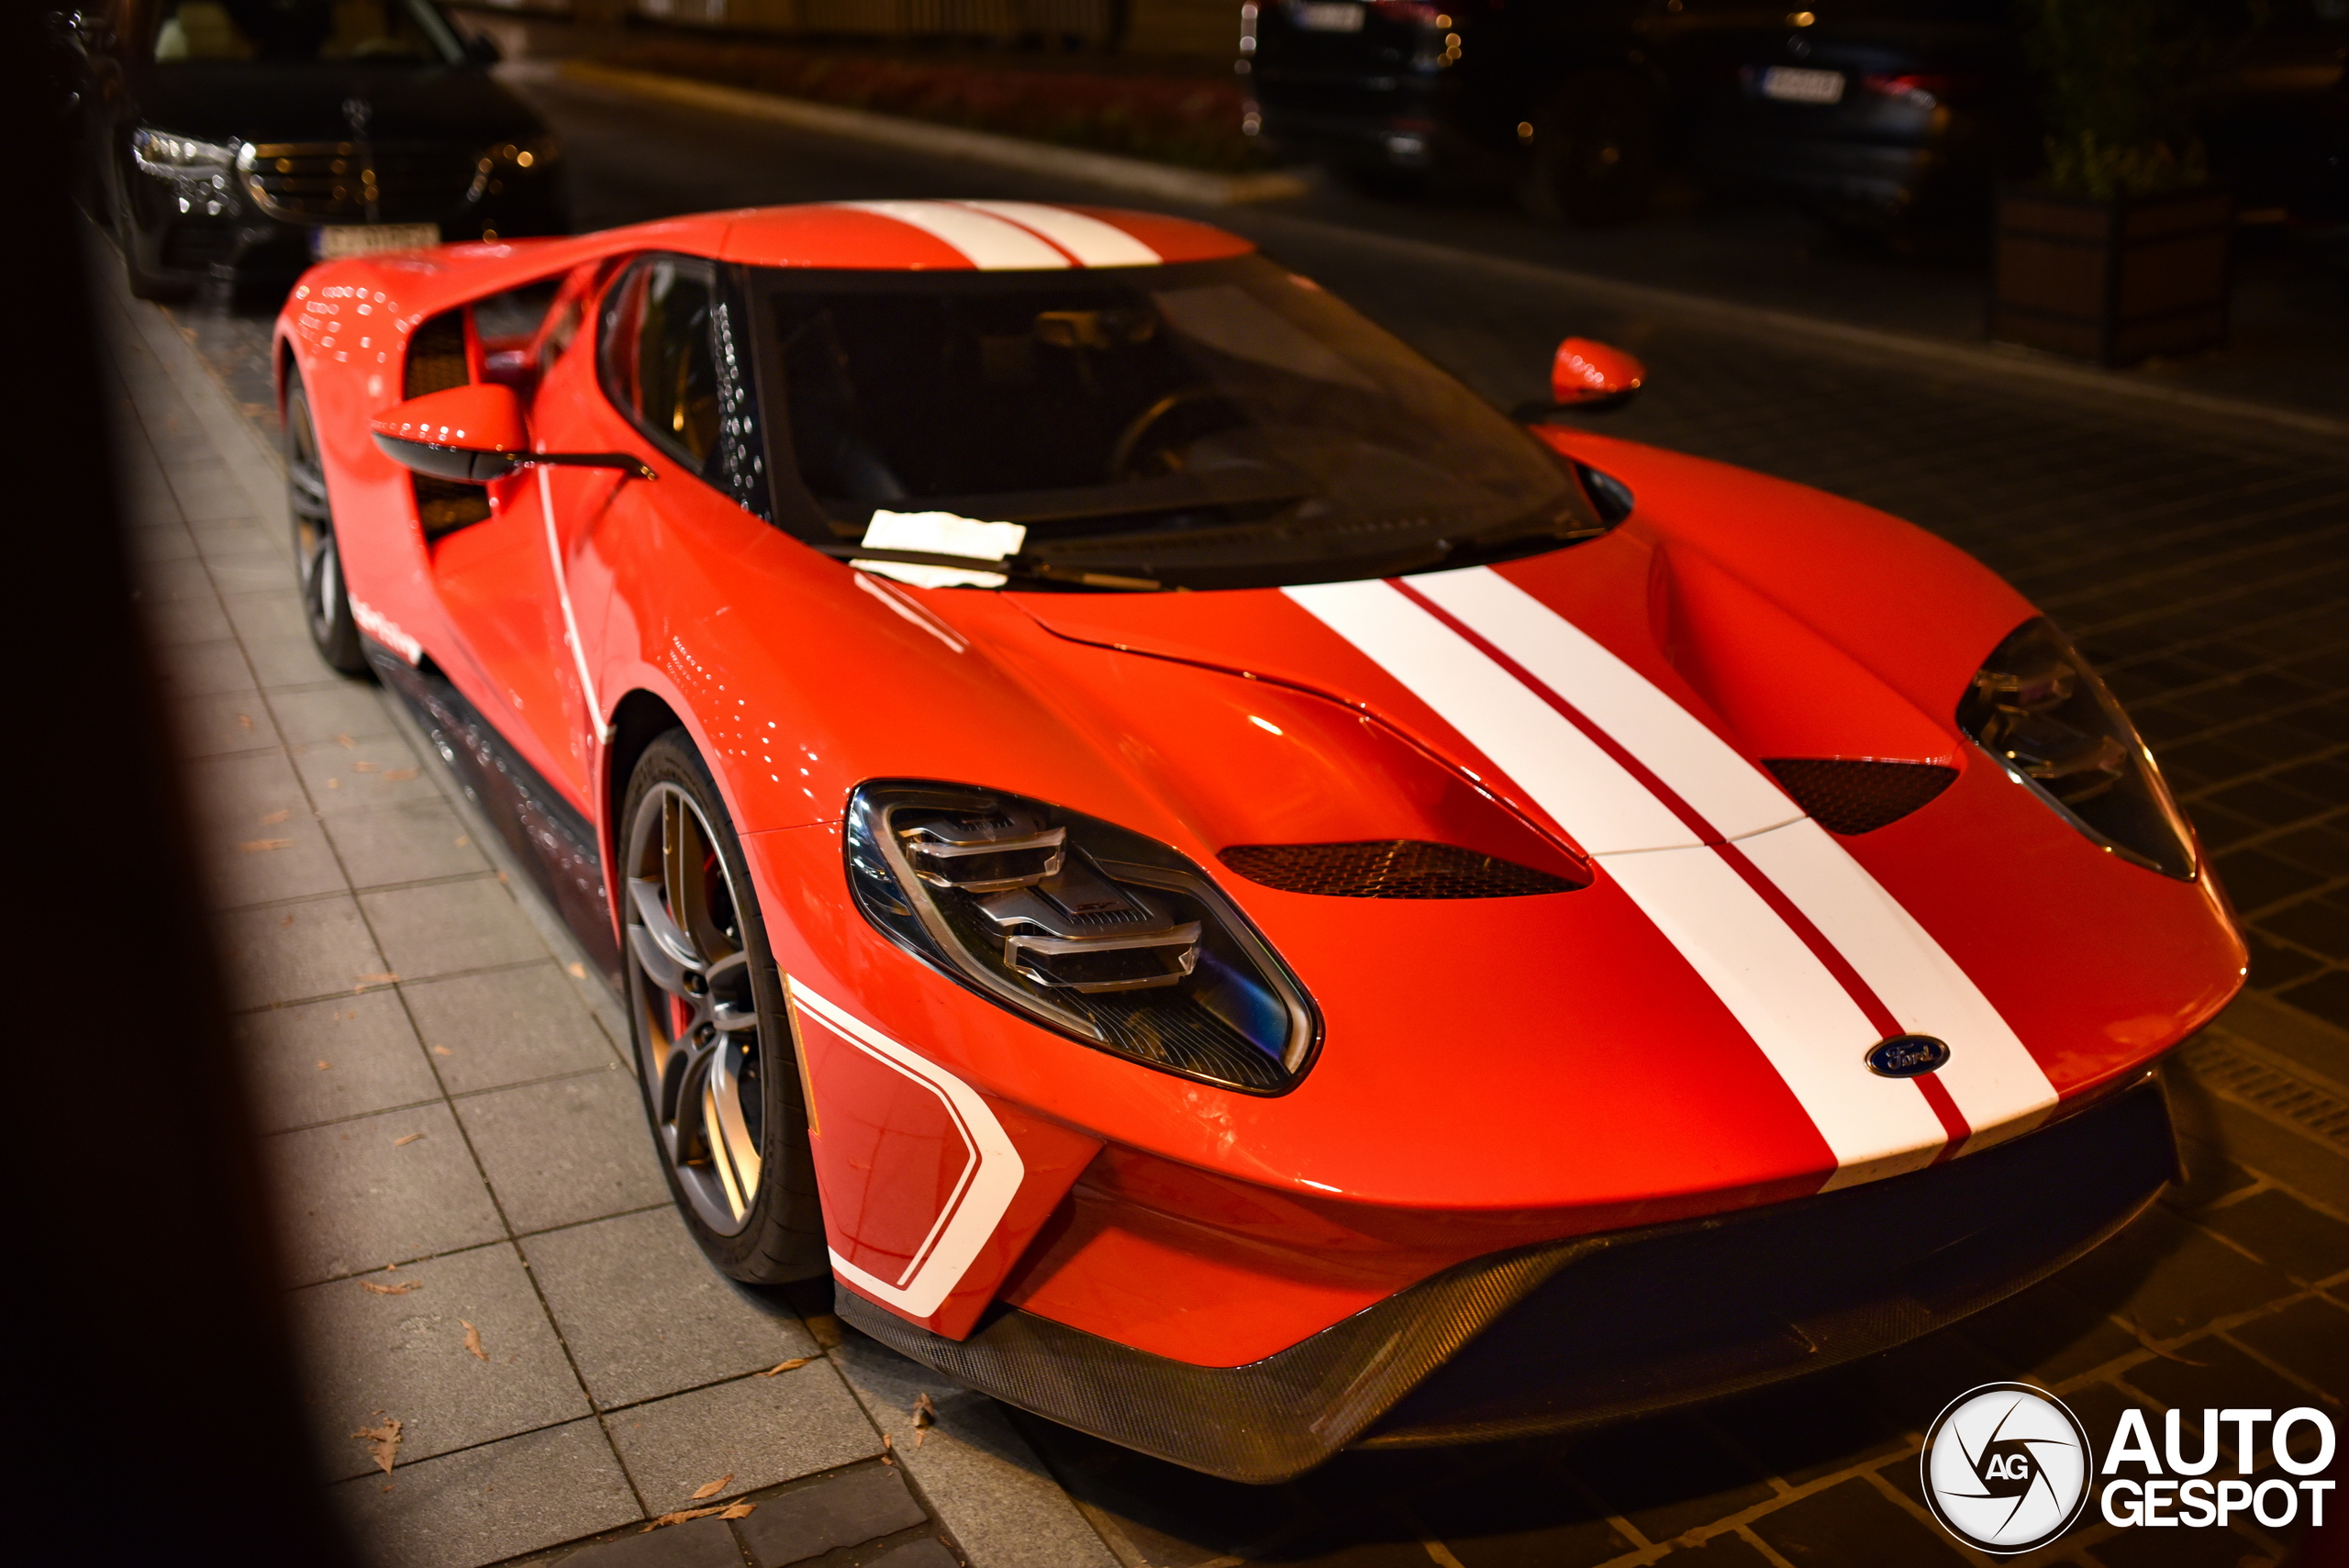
1241, 0, 1783, 221
64, 0, 567, 300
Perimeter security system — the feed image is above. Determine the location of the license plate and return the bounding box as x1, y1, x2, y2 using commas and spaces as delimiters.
312, 223, 440, 260
1292, 1, 1365, 31
1761, 66, 1845, 105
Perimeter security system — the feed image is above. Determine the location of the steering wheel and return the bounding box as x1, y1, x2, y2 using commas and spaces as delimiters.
1107, 387, 1225, 482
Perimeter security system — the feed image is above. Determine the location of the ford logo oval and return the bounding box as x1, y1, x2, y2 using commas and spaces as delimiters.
1866, 1033, 1952, 1078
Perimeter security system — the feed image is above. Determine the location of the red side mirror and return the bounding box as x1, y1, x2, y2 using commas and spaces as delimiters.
369, 383, 655, 483
371, 384, 531, 482
1550, 338, 1645, 410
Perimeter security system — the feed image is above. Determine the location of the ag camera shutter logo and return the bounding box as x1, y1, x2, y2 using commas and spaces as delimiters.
1921, 1383, 2093, 1553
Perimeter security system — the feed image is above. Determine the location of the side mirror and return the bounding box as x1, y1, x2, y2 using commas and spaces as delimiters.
1550, 337, 1644, 410
370, 384, 653, 482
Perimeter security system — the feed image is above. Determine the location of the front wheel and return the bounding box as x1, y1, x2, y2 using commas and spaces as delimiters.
621, 732, 827, 1283
284, 373, 366, 674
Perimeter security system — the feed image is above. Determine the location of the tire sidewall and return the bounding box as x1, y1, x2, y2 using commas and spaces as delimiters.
620, 730, 826, 1281
284, 373, 366, 674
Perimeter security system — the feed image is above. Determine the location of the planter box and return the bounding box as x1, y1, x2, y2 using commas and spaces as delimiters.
1990, 185, 2232, 366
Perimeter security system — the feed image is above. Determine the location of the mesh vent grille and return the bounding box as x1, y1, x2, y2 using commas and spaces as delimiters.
1764, 759, 1958, 835
415, 474, 492, 539
404, 310, 469, 397
1219, 841, 1577, 898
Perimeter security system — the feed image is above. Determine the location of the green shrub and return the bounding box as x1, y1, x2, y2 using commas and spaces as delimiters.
2021, 0, 2261, 198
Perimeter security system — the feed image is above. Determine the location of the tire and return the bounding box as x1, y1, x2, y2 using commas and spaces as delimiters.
620, 731, 828, 1284
1523, 72, 1660, 227
284, 373, 368, 675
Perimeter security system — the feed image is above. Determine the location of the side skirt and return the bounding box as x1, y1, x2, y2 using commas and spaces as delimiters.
367, 643, 623, 992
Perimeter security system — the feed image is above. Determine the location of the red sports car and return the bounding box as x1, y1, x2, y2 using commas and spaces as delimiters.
275, 200, 2243, 1483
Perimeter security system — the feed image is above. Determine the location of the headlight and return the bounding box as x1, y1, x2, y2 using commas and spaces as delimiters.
846, 782, 1319, 1094
486, 136, 562, 170
131, 128, 242, 215
1956, 618, 2196, 880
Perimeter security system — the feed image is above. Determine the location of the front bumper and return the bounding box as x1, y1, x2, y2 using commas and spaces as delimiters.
842, 1073, 2176, 1482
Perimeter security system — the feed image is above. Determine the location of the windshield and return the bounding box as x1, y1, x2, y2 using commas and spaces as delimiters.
759, 255, 1599, 591
150, 0, 466, 64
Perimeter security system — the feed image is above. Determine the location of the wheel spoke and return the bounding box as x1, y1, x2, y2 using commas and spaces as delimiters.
705, 1044, 763, 1218
627, 917, 694, 999
663, 793, 731, 964
628, 876, 703, 973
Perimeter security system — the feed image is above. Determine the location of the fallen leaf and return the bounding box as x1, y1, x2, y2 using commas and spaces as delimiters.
641, 1507, 726, 1532
326, 777, 340, 789
690, 1473, 735, 1500
882, 1432, 893, 1452
718, 1502, 756, 1520
280, 915, 295, 928
913, 1390, 936, 1447
335, 734, 355, 749
383, 768, 418, 782
353, 973, 400, 991
757, 1357, 812, 1377
237, 713, 253, 730
259, 808, 290, 825
360, 1279, 420, 1296
804, 1314, 845, 1349
393, 1132, 425, 1147
495, 871, 509, 884
351, 1414, 402, 1474
454, 834, 470, 847
316, 1061, 330, 1071
352, 760, 380, 773
431, 1045, 452, 1057
566, 962, 586, 979
240, 838, 294, 852
462, 1320, 486, 1361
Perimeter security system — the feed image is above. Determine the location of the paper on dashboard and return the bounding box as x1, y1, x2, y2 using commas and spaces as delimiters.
853, 510, 1028, 589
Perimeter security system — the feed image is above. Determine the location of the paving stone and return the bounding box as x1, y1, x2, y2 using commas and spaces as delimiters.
2268, 897, 2349, 963
404, 962, 620, 1094
362, 876, 552, 980
458, 1066, 666, 1233
294, 1241, 591, 1482
189, 762, 347, 907
857, 1542, 958, 1568
1704, 1367, 1909, 1488
1955, 1280, 2147, 1388
2194, 1188, 2349, 1285
167, 688, 282, 758
327, 796, 495, 889
246, 628, 347, 688
328, 1418, 640, 1568
2119, 1336, 2315, 1468
1564, 1415, 1775, 1548
2086, 1515, 2276, 1567
1407, 1460, 1636, 1568
135, 551, 228, 604
294, 729, 441, 818
237, 989, 438, 1133
604, 1367, 880, 1513
218, 586, 313, 647
2277, 971, 2349, 1033
208, 554, 296, 595
2228, 1296, 2349, 1401
262, 1101, 507, 1284
145, 592, 234, 644
558, 1516, 747, 1568
150, 635, 257, 698
1745, 1478, 1966, 1567
734, 1464, 927, 1567
1001, 1410, 1302, 1568
269, 680, 403, 745
215, 894, 387, 1008
526, 1206, 817, 1408
1653, 1532, 1775, 1566
2055, 1207, 2299, 1342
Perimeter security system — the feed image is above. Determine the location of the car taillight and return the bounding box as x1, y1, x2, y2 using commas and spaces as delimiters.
1862, 72, 1982, 109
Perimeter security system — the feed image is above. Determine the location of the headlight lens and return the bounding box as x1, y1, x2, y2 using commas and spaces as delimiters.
846, 782, 1319, 1094
1956, 618, 2196, 880
130, 128, 243, 216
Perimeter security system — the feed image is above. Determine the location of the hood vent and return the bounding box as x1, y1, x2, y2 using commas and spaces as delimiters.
1219, 841, 1578, 899
1763, 759, 1957, 835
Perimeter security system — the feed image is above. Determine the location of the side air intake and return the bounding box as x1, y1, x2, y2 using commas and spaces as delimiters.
1219, 841, 1578, 899
1764, 759, 1958, 835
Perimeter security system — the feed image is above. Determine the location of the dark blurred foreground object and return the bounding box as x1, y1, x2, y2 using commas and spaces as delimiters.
58, 0, 567, 303
1242, 0, 1787, 224
6, 3, 357, 1562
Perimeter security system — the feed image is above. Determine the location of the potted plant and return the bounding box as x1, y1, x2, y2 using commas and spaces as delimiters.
1991, 0, 2251, 365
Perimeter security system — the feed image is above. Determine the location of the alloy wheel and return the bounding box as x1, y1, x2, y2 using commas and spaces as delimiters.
287, 390, 340, 644
624, 781, 769, 1235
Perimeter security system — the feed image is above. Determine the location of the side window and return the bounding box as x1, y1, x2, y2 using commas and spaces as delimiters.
600, 256, 765, 513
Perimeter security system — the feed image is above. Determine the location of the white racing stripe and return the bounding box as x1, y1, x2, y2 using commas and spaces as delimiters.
787, 977, 1026, 1318
1735, 819, 2056, 1152
1284, 580, 1693, 853
831, 200, 1070, 271
1409, 567, 1799, 840
954, 201, 1163, 266
1606, 846, 1953, 1186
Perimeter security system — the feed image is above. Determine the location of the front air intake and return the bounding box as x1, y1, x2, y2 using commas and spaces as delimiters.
1763, 759, 1958, 835
1219, 841, 1578, 898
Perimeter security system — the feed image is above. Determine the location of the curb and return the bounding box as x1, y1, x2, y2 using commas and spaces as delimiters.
552, 59, 1310, 207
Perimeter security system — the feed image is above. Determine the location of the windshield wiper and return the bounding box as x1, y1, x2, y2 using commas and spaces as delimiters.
822, 470, 1310, 537
809, 542, 1162, 592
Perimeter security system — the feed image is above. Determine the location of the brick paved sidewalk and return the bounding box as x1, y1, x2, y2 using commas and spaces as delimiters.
98, 261, 1117, 1568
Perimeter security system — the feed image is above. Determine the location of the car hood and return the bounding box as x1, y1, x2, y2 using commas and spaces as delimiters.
129, 62, 540, 145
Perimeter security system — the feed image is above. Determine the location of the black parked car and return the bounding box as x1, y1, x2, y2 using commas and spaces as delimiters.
65, 0, 567, 300
1242, 0, 1783, 222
